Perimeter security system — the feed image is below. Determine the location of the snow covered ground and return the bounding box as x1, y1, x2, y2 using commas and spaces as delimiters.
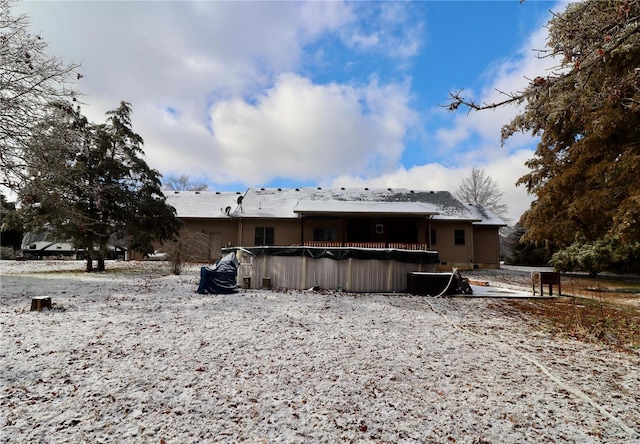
1, 260, 639, 443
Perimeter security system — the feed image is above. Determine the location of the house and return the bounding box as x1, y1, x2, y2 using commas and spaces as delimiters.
21, 230, 127, 260
164, 187, 506, 270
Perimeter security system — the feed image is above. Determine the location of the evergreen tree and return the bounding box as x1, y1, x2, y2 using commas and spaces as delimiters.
18, 102, 181, 271
448, 0, 640, 271
0, 193, 23, 251
503, 224, 552, 266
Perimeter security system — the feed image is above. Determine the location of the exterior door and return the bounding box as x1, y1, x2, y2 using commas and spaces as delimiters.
209, 232, 222, 260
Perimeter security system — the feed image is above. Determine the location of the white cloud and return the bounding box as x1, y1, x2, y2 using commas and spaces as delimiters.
434, 11, 565, 153
13, 0, 556, 224
325, 148, 534, 223
340, 2, 423, 59
17, 2, 358, 119
15, 1, 420, 186
200, 73, 416, 184
323, 3, 571, 223
436, 39, 538, 151
435, 125, 471, 150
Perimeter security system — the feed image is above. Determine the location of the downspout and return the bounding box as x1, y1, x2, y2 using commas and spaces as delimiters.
497, 226, 502, 269
342, 217, 347, 247
468, 224, 474, 270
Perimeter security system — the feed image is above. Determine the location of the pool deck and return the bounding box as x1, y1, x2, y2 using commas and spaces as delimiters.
461, 284, 555, 299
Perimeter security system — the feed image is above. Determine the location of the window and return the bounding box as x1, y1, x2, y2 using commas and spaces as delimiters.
430, 229, 437, 246
313, 228, 336, 241
255, 227, 274, 245
454, 229, 465, 245
388, 219, 418, 243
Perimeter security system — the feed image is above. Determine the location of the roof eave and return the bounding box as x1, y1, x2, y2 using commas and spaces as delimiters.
294, 210, 440, 217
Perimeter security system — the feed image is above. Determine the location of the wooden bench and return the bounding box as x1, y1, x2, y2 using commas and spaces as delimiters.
531, 271, 561, 296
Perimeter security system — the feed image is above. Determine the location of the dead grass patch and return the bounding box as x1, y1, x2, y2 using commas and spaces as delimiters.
504, 296, 640, 353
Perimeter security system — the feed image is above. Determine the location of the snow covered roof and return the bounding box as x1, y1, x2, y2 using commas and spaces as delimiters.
168, 187, 505, 225
464, 203, 507, 226
233, 187, 478, 220
293, 200, 439, 216
165, 191, 241, 218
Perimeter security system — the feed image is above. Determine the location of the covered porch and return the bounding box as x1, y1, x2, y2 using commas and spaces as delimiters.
294, 200, 438, 252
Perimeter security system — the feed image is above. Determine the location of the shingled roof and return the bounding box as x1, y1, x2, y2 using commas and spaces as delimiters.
165, 191, 240, 218
166, 187, 506, 225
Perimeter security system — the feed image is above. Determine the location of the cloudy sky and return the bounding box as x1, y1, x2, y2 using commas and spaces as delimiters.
17, 0, 567, 222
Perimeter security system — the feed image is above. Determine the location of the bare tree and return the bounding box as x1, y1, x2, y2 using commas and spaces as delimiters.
162, 230, 209, 275
455, 168, 509, 222
0, 0, 81, 190
163, 174, 208, 191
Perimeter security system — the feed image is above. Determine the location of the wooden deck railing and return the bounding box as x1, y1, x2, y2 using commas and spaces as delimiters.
302, 241, 430, 251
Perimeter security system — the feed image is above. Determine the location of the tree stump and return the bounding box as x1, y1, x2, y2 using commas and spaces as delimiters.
30, 297, 52, 311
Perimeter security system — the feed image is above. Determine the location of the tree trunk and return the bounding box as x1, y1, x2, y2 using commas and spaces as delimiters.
97, 238, 107, 272
86, 251, 93, 272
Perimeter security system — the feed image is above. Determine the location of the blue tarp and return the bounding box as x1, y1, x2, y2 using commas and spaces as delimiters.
197, 252, 239, 294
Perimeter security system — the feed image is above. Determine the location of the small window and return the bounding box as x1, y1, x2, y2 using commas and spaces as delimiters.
255, 227, 274, 245
313, 228, 336, 242
430, 229, 437, 246
454, 229, 465, 245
